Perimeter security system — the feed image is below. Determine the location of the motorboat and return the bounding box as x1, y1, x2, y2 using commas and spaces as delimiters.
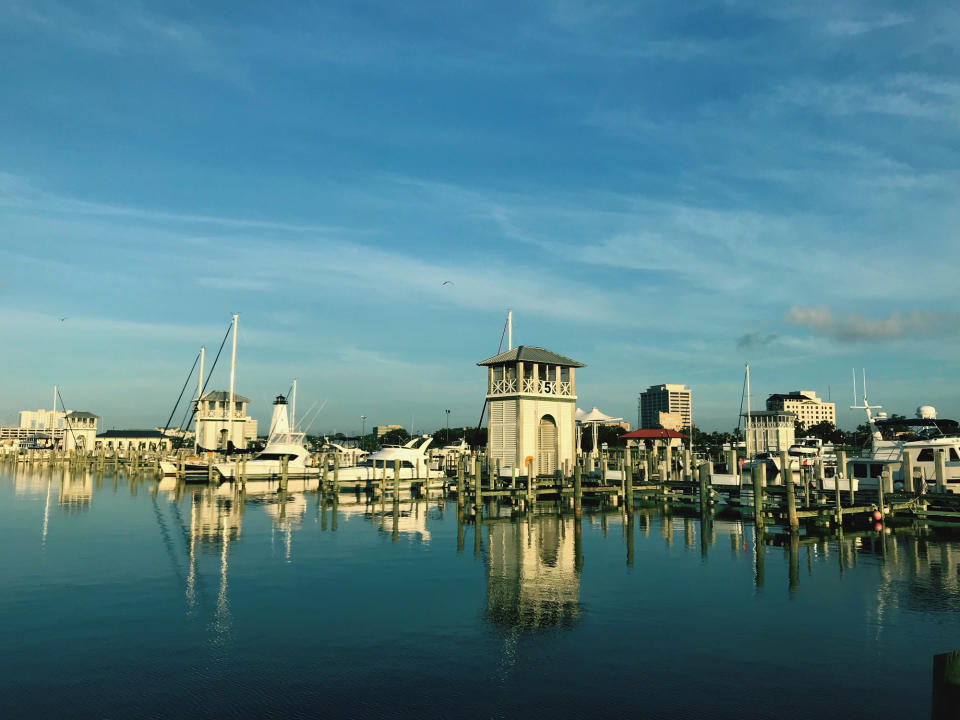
335, 435, 438, 490
216, 395, 317, 480
847, 406, 960, 493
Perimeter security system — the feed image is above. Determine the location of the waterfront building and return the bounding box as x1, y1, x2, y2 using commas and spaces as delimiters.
64, 411, 99, 451
374, 424, 404, 438
2, 407, 98, 450
479, 345, 583, 477
640, 384, 692, 430
95, 429, 174, 452
194, 391, 256, 451
18, 408, 66, 431
765, 390, 835, 429
742, 410, 796, 457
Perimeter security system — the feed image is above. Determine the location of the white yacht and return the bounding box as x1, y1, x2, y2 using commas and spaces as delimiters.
848, 404, 960, 493
335, 435, 438, 490
216, 395, 317, 480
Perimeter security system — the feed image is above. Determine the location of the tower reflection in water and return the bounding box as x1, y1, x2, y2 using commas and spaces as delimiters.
484, 512, 583, 630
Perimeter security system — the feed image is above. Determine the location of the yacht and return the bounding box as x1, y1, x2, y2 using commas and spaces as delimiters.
848, 405, 960, 493
335, 435, 438, 490
216, 395, 317, 480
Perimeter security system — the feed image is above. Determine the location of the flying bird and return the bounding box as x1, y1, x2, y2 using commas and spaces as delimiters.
59, 317, 68, 322
441, 281, 453, 286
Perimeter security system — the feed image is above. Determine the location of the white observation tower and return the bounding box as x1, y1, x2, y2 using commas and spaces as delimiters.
478, 345, 584, 477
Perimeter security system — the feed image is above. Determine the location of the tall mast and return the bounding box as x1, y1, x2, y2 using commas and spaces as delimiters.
227, 314, 238, 448
507, 310, 513, 350
197, 346, 205, 400
745, 364, 751, 457
291, 378, 297, 430
51, 385, 57, 431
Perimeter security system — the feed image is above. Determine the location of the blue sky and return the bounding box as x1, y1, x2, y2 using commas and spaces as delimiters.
2, 0, 959, 434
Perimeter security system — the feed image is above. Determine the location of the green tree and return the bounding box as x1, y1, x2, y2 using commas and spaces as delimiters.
379, 428, 411, 446
805, 421, 844, 444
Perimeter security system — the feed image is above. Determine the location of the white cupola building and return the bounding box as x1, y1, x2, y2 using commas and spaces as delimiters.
195, 391, 257, 451
478, 345, 584, 477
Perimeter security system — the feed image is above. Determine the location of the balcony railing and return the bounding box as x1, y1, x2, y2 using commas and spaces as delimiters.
489, 378, 572, 397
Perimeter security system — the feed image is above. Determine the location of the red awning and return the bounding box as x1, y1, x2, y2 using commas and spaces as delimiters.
620, 429, 687, 440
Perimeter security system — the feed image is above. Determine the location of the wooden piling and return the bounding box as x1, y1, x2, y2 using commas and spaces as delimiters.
932, 650, 960, 719
698, 461, 710, 515
902, 449, 914, 493
393, 458, 400, 500
624, 447, 633, 514
281, 455, 289, 487
877, 465, 885, 519
457, 458, 464, 508
751, 464, 764, 527
574, 463, 582, 518
936, 449, 947, 493
781, 451, 798, 531
333, 455, 340, 492
474, 457, 482, 508
834, 459, 843, 523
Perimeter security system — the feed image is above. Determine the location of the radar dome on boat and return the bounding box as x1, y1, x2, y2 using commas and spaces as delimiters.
917, 405, 936, 419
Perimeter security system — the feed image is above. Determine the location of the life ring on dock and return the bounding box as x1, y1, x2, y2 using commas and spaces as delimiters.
525, 455, 534, 468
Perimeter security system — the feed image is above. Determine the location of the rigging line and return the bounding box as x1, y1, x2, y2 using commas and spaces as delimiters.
475, 315, 510, 433
177, 321, 233, 447
161, 351, 201, 441
295, 399, 320, 432
302, 400, 328, 436
737, 366, 746, 437
55, 388, 80, 450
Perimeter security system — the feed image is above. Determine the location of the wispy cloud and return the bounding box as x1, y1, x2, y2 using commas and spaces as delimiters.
737, 332, 778, 350
785, 306, 960, 342
1, 0, 248, 86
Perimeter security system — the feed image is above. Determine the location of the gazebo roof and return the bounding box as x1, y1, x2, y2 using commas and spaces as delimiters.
477, 345, 584, 368
579, 407, 617, 423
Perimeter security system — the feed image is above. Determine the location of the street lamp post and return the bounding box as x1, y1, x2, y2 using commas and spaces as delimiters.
361, 415, 367, 449
445, 409, 451, 443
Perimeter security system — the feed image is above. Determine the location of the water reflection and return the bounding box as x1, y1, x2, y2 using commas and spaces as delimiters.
485, 512, 582, 629
7, 464, 960, 638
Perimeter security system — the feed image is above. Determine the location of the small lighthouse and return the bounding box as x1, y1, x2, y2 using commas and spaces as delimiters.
478, 346, 584, 476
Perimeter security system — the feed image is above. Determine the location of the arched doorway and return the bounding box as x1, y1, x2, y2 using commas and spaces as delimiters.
537, 415, 558, 476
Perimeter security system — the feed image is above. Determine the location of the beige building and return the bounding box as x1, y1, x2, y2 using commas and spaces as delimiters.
765, 391, 835, 429
743, 410, 796, 456
195, 391, 257, 451
480, 345, 583, 477
640, 384, 691, 430
374, 424, 404, 438
4, 408, 98, 451
18, 408, 66, 430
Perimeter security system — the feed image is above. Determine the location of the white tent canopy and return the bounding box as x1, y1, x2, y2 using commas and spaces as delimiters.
576, 407, 623, 458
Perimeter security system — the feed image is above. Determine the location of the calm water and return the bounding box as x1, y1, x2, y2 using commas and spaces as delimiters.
2, 463, 959, 719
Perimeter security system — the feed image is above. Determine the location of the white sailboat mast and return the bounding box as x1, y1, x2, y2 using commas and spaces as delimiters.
227, 314, 238, 447
507, 310, 513, 351
291, 378, 297, 430
745, 364, 751, 457
197, 346, 205, 400
52, 385, 57, 431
